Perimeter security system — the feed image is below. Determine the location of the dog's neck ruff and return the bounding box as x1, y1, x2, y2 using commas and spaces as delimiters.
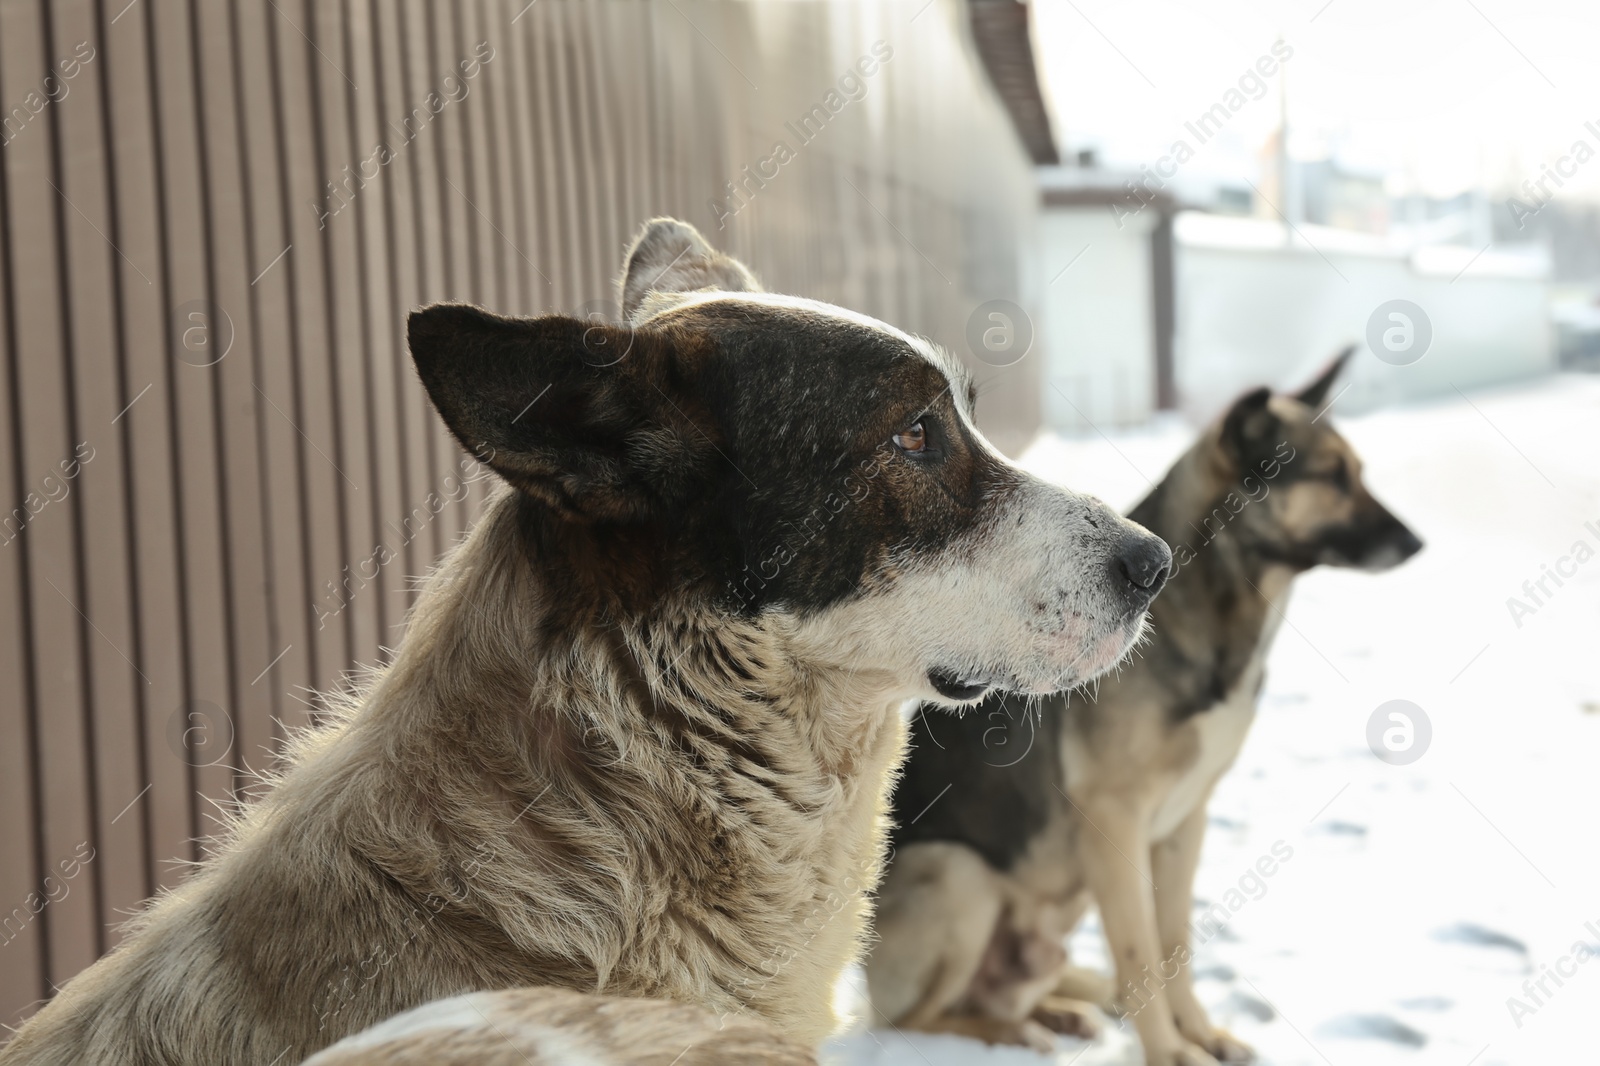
302, 485, 910, 1040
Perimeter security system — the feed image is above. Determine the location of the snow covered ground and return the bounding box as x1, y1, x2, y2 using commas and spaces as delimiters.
823, 373, 1600, 1066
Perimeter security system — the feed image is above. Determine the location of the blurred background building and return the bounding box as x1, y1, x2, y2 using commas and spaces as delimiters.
1029, 0, 1599, 434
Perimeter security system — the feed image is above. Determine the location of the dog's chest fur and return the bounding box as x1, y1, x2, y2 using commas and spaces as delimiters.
1158, 598, 1280, 838
2, 497, 911, 1065
1148, 568, 1290, 839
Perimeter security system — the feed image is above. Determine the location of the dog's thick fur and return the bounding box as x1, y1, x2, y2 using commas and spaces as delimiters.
0, 219, 1169, 1066
868, 353, 1423, 1065
302, 987, 816, 1065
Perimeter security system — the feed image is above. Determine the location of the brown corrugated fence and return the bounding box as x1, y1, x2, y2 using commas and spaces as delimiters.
0, 0, 1044, 1028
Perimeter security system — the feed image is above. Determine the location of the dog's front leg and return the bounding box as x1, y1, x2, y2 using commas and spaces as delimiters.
1075, 795, 1215, 1066
1152, 802, 1254, 1063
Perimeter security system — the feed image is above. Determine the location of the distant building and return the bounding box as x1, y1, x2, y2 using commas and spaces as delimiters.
1296, 159, 1389, 233
1033, 148, 1554, 433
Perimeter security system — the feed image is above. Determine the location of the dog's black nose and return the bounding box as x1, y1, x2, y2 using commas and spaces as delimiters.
1114, 533, 1172, 603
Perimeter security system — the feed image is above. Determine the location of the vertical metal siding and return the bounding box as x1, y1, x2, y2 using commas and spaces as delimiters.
0, 0, 1042, 1029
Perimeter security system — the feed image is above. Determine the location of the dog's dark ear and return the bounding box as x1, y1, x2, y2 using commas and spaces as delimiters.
1293, 344, 1355, 409
619, 218, 761, 321
1220, 386, 1277, 463
408, 303, 716, 521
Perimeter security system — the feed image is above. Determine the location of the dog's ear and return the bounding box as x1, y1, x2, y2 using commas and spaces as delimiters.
619, 217, 762, 321
1219, 386, 1277, 464
1293, 344, 1355, 409
409, 303, 717, 522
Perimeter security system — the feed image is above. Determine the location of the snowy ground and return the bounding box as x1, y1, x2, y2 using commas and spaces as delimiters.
823, 373, 1600, 1066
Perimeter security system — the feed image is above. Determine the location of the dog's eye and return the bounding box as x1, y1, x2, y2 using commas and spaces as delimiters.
893, 422, 927, 454
1320, 459, 1350, 492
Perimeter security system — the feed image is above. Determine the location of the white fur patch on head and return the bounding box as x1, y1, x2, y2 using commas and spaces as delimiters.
640, 289, 974, 399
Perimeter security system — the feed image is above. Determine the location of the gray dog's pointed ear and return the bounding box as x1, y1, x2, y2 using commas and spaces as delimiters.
618, 217, 762, 322
1294, 344, 1355, 409
408, 303, 717, 521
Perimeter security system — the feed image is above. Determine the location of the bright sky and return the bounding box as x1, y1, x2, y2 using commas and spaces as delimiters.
1032, 0, 1600, 203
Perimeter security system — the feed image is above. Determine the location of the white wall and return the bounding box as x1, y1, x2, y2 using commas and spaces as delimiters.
1173, 212, 1554, 419
1038, 206, 1158, 432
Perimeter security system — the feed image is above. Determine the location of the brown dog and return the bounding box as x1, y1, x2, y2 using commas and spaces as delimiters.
0, 219, 1169, 1065
869, 351, 1423, 1064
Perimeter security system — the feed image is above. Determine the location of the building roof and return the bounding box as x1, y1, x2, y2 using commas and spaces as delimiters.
968, 0, 1059, 165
